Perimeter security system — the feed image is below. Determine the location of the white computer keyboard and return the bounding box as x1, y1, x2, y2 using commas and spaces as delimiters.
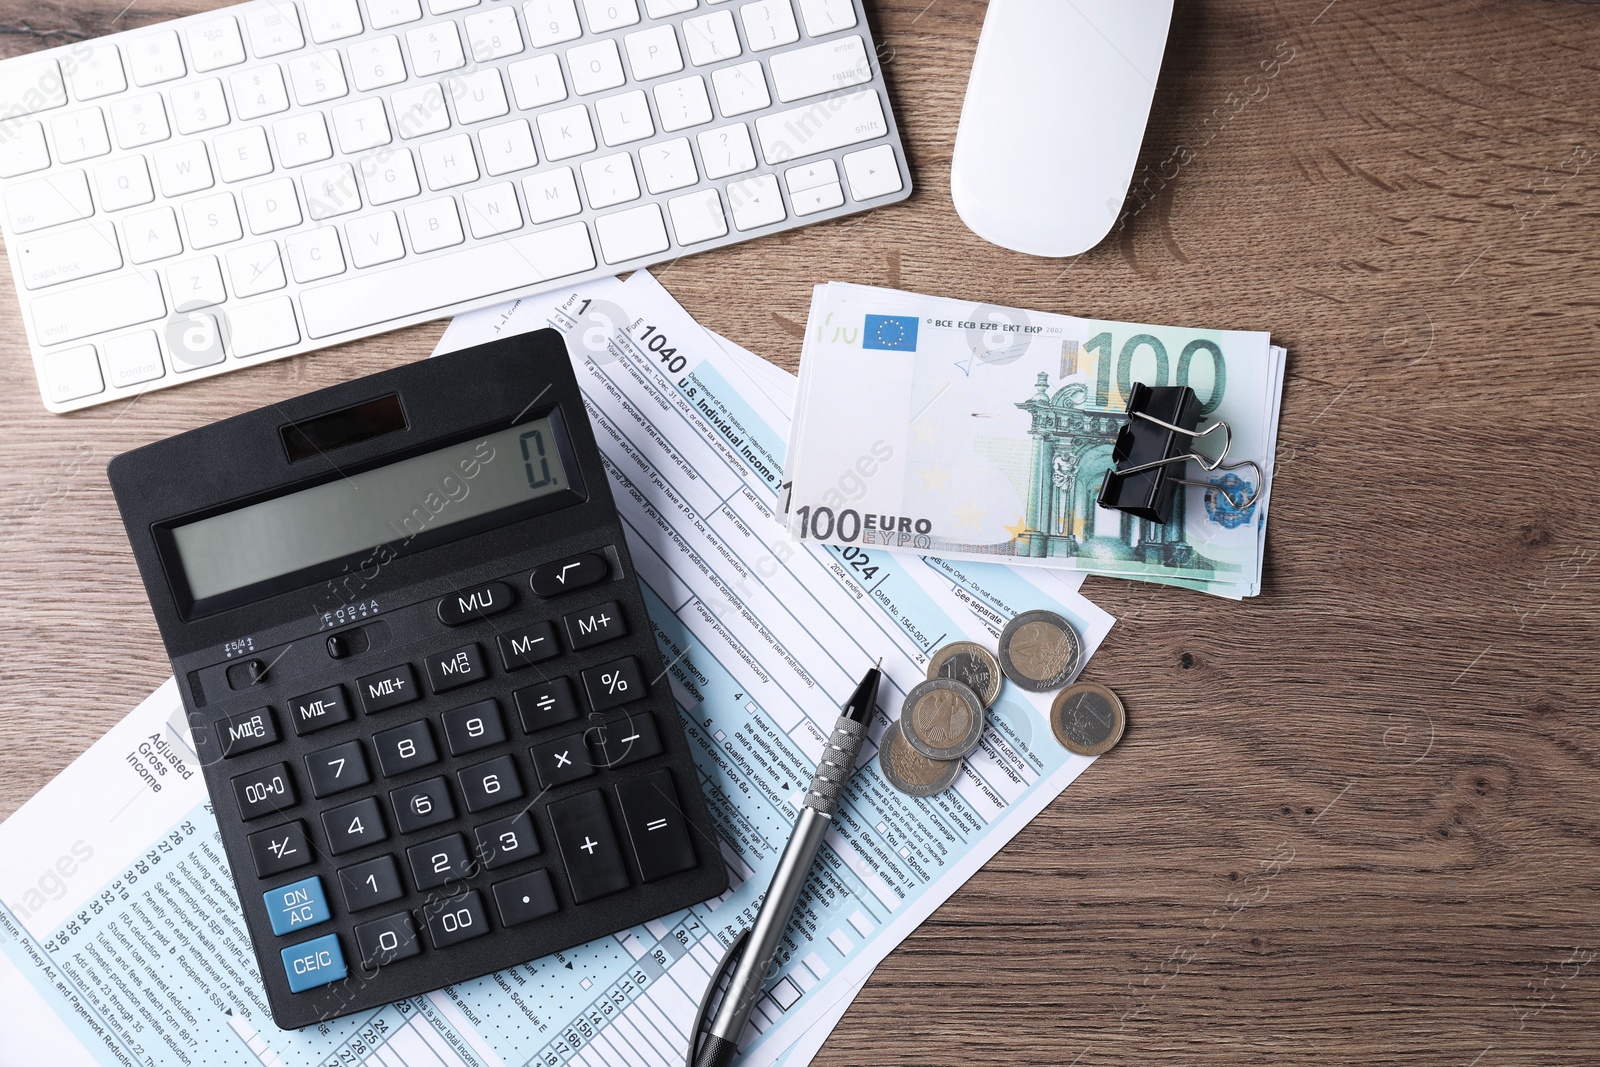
0, 0, 909, 412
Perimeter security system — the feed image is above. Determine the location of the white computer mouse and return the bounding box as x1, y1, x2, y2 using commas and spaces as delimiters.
950, 0, 1175, 258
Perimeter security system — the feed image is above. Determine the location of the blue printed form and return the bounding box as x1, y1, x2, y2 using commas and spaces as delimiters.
0, 273, 1113, 1067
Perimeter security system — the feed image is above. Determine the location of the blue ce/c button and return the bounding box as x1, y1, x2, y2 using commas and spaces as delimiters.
263, 875, 332, 935
281, 934, 347, 993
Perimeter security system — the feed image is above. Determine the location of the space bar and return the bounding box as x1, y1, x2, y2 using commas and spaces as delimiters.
299, 223, 595, 339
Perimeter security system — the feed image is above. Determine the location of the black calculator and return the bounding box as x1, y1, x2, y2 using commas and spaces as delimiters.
108, 331, 726, 1030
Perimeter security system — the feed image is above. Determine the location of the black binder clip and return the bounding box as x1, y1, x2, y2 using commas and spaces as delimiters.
1097, 383, 1262, 524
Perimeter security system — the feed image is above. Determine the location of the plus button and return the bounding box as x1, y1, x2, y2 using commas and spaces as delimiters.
580, 836, 598, 855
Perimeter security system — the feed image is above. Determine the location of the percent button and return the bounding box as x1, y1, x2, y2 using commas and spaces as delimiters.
582, 657, 646, 713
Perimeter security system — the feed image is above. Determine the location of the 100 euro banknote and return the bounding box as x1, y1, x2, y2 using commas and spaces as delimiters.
783, 284, 1286, 597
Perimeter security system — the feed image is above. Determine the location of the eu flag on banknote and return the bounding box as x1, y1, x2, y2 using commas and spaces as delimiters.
863, 314, 919, 351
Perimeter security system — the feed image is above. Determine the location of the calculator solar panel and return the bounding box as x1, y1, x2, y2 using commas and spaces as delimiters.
107, 330, 726, 1029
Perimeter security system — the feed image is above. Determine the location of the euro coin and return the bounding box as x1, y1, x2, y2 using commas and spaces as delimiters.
998, 610, 1083, 692
879, 720, 961, 797
900, 678, 986, 760
927, 641, 1002, 708
1050, 681, 1126, 756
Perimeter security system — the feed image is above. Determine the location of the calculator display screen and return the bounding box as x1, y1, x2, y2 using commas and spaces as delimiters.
171, 418, 572, 602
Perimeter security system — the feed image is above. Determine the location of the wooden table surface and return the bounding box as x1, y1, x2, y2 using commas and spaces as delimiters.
4, 0, 1599, 1062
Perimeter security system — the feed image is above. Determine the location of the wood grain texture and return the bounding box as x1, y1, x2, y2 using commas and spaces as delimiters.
3, 0, 1599, 1062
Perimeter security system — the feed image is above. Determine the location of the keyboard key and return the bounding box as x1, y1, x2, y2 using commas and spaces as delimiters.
354, 911, 423, 968
769, 34, 871, 103
582, 152, 640, 209
358, 664, 419, 713
289, 50, 349, 106
233, 762, 298, 820
479, 119, 538, 175
590, 711, 662, 768
515, 676, 581, 732
40, 347, 102, 404
305, 0, 364, 43
567, 38, 625, 96
281, 934, 346, 993
668, 188, 728, 245
249, 820, 313, 877
0, 58, 66, 116
727, 173, 785, 230
214, 126, 274, 182
347, 36, 407, 91
791, 181, 843, 216
564, 601, 627, 650
245, 4, 305, 57
368, 0, 424, 29
645, 0, 696, 14
169, 79, 229, 136
263, 874, 331, 935
188, 17, 248, 73
507, 53, 567, 109
390, 83, 449, 138
684, 10, 740, 67
345, 210, 405, 267
332, 98, 391, 152
154, 141, 213, 196
522, 167, 582, 223
711, 61, 770, 117
583, 0, 639, 30
300, 222, 595, 337
95, 156, 155, 211
698, 123, 756, 179
755, 87, 886, 164
843, 143, 901, 200
797, 0, 855, 35
582, 656, 646, 711
531, 731, 596, 788
390, 776, 455, 833
227, 296, 301, 358
16, 222, 123, 291
405, 195, 465, 251
448, 69, 509, 124
407, 22, 467, 76
595, 90, 653, 147
290, 684, 351, 734
30, 269, 165, 345
465, 8, 523, 61
129, 30, 187, 87
243, 180, 303, 234
305, 739, 371, 798
218, 706, 278, 758
361, 147, 421, 204
168, 310, 226, 370
475, 811, 539, 868
615, 769, 697, 881
408, 832, 472, 889
625, 24, 683, 81
463, 181, 522, 237
273, 113, 335, 168
497, 621, 560, 671
420, 134, 480, 189
595, 203, 668, 264
525, 0, 582, 47
492, 868, 558, 926
338, 854, 405, 910
441, 699, 506, 755
549, 790, 629, 903
641, 138, 697, 194
654, 75, 712, 132
374, 718, 440, 776
740, 0, 799, 50
421, 889, 489, 948
537, 104, 595, 161
458, 754, 523, 813
321, 795, 389, 853
6, 170, 93, 233
0, 121, 49, 178
103, 331, 165, 388
179, 191, 242, 251
231, 65, 290, 120
51, 109, 111, 164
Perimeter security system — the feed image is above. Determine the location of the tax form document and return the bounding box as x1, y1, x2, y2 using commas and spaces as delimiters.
0, 273, 1113, 1067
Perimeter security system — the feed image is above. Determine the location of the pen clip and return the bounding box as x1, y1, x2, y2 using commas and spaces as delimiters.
686, 927, 750, 1067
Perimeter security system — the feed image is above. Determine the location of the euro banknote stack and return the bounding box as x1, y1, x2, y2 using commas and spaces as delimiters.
782, 283, 1286, 598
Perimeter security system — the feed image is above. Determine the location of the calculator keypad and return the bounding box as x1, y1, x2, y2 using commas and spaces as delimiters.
357, 665, 419, 714
290, 685, 352, 734
425, 644, 488, 692
440, 699, 506, 755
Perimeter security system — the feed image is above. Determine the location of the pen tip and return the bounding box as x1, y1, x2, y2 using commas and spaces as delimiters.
875, 657, 883, 669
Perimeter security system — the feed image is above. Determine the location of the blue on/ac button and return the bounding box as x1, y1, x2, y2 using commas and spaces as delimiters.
263, 875, 331, 935
281, 934, 347, 993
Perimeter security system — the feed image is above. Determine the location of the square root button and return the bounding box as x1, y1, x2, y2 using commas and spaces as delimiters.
281, 933, 347, 993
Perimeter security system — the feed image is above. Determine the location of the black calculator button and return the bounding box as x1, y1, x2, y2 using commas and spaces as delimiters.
373, 719, 439, 777
289, 685, 352, 735
218, 707, 278, 759
305, 740, 371, 799
408, 832, 472, 890
357, 664, 419, 714
591, 712, 663, 769
354, 911, 423, 969
549, 790, 630, 903
530, 553, 608, 597
321, 796, 389, 855
457, 754, 523, 813
474, 811, 540, 869
441, 698, 507, 756
615, 770, 698, 883
492, 869, 559, 927
531, 733, 596, 789
233, 762, 297, 821
249, 821, 313, 878
426, 644, 488, 693
581, 657, 646, 712
338, 855, 405, 912
514, 677, 580, 732
226, 658, 268, 690
438, 581, 515, 625
421, 890, 490, 949
497, 621, 560, 671
390, 777, 455, 834
564, 601, 626, 651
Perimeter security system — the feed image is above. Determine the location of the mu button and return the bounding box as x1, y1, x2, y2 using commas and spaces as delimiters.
438, 581, 515, 626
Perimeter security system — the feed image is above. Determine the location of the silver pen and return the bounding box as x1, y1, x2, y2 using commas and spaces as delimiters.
687, 659, 884, 1067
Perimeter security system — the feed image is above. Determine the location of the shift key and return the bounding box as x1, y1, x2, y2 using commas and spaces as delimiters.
31, 271, 165, 346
